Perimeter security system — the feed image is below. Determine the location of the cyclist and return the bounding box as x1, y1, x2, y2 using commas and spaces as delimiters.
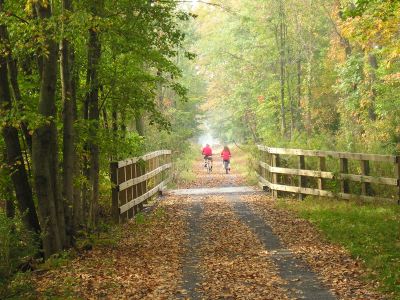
221, 145, 231, 173
202, 144, 213, 170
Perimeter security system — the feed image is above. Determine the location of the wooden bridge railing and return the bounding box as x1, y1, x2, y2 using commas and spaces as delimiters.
257, 145, 400, 203
110, 150, 172, 223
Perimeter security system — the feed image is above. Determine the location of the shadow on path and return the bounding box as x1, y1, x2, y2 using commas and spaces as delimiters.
230, 195, 336, 300
181, 198, 204, 299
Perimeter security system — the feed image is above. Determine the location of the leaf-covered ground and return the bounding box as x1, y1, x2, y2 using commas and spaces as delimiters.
245, 195, 386, 300
178, 147, 248, 189
29, 197, 188, 299
24, 147, 387, 299
196, 195, 290, 299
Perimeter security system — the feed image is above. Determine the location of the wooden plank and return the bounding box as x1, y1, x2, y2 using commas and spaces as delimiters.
118, 163, 172, 191
257, 145, 268, 152
119, 179, 170, 214
258, 181, 266, 190
340, 158, 350, 194
110, 162, 119, 223
132, 163, 139, 216
272, 154, 279, 199
339, 193, 393, 203
269, 183, 394, 202
257, 173, 272, 188
318, 157, 326, 191
260, 161, 396, 185
263, 147, 395, 162
126, 164, 133, 219
360, 160, 371, 196
116, 150, 172, 168
298, 155, 306, 200
270, 183, 334, 197
122, 166, 128, 221
259, 161, 270, 171
339, 173, 397, 186
261, 163, 334, 179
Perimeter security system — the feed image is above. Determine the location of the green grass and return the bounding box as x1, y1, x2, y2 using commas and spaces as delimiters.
279, 197, 400, 298
170, 144, 198, 188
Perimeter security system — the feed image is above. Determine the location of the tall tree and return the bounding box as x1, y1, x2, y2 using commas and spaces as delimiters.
32, 1, 65, 256
60, 0, 78, 245
0, 0, 40, 235
85, 0, 104, 228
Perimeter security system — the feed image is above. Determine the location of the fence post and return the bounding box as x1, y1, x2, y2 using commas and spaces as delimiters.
258, 148, 263, 180
361, 160, 372, 196
272, 153, 279, 199
318, 157, 326, 192
168, 151, 172, 184
340, 157, 350, 194
126, 164, 134, 219
132, 162, 139, 215
110, 162, 119, 223
259, 148, 267, 190
298, 155, 306, 200
396, 156, 400, 205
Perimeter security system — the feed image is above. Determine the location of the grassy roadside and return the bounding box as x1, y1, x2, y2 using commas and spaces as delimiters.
278, 197, 400, 298
170, 144, 198, 188
228, 144, 258, 185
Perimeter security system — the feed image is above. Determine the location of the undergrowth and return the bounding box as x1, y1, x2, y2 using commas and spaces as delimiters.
0, 212, 38, 297
171, 144, 197, 187
279, 197, 400, 299
1, 205, 168, 299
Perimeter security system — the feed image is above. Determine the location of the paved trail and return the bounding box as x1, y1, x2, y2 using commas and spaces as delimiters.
32, 149, 385, 299
175, 155, 335, 299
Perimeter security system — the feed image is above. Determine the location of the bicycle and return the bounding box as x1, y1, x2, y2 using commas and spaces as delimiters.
222, 160, 230, 174
204, 156, 212, 174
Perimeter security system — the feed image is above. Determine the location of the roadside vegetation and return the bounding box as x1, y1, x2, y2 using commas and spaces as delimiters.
279, 197, 400, 298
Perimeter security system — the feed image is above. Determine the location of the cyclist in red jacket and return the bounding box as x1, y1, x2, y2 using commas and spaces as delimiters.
202, 144, 213, 169
221, 146, 231, 173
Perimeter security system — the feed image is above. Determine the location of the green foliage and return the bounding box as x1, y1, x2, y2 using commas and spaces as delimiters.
280, 197, 400, 297
0, 212, 38, 296
170, 144, 198, 187
187, 0, 399, 156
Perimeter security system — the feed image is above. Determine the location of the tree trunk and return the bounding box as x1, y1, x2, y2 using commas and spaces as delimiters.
0, 2, 32, 153
336, 1, 352, 56
2, 151, 15, 219
60, 0, 76, 246
305, 61, 312, 136
102, 107, 109, 130
279, 0, 287, 138
135, 113, 145, 137
120, 109, 127, 139
85, 0, 103, 229
285, 22, 294, 139
71, 52, 82, 232
296, 57, 302, 129
8, 59, 32, 152
367, 53, 377, 121
287, 68, 294, 139
0, 0, 41, 235
32, 2, 65, 257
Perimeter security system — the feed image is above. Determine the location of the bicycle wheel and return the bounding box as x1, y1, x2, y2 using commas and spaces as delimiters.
223, 161, 229, 174
206, 160, 211, 174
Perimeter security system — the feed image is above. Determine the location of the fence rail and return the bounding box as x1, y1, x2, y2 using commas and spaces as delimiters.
257, 145, 400, 203
110, 150, 172, 223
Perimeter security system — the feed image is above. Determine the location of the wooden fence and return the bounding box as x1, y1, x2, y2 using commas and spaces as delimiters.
257, 145, 400, 203
110, 150, 172, 223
